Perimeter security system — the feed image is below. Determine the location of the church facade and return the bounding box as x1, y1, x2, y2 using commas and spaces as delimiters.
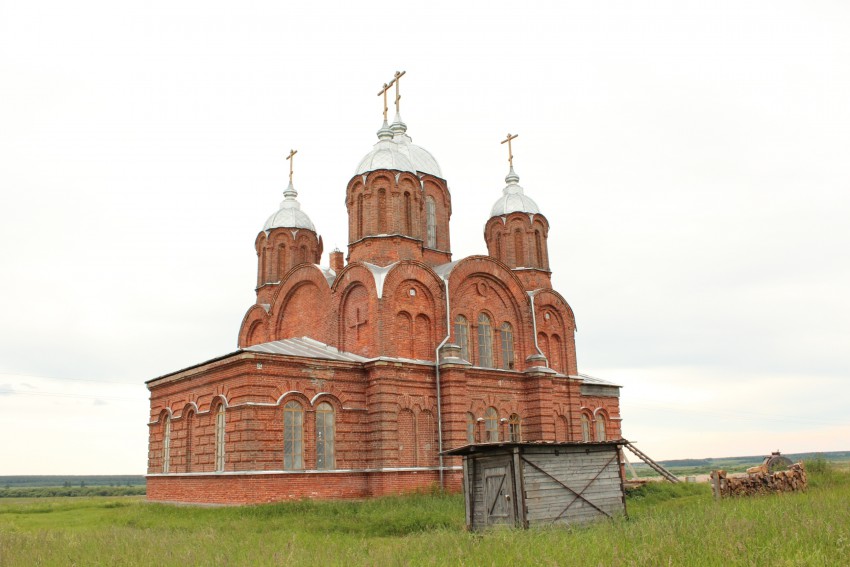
146, 84, 622, 505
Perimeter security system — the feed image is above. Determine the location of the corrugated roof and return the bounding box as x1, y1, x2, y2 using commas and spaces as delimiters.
245, 336, 369, 363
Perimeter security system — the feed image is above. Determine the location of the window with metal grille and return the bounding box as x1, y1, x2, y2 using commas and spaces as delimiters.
477, 313, 493, 368
284, 401, 304, 470
316, 402, 335, 469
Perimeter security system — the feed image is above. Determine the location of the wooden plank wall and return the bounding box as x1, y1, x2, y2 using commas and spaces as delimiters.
520, 445, 625, 526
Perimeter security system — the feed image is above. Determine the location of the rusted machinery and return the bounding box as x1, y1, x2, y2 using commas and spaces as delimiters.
746, 451, 794, 475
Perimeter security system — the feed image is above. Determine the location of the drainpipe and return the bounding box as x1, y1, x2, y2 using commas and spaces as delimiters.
528, 291, 546, 359
435, 276, 451, 489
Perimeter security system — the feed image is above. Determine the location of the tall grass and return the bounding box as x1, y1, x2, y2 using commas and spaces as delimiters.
1, 467, 848, 566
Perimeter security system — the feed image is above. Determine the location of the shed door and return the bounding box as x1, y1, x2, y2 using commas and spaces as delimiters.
483, 463, 514, 525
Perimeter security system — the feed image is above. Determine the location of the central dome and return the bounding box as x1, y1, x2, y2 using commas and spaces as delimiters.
354, 116, 443, 178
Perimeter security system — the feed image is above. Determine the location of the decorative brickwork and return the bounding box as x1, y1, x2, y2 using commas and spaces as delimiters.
146, 98, 623, 504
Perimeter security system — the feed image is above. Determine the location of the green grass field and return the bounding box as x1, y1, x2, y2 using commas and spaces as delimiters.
1, 464, 847, 566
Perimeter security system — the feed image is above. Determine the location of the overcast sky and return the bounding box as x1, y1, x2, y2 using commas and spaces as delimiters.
1, 1, 848, 474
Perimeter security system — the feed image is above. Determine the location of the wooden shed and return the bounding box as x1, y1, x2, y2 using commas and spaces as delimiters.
443, 441, 627, 530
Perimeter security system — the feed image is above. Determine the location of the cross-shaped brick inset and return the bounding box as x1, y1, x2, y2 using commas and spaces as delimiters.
348, 307, 368, 340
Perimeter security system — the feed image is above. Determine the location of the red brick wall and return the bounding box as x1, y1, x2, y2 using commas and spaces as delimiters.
146, 469, 463, 505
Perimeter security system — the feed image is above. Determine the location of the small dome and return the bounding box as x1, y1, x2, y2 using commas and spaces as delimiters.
354, 116, 443, 178
263, 181, 316, 232
489, 168, 541, 217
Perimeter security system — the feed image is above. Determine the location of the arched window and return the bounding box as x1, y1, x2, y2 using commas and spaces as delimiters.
514, 230, 524, 267
454, 315, 469, 361
284, 401, 304, 470
465, 412, 476, 444
477, 313, 493, 368
403, 192, 412, 235
357, 193, 364, 238
595, 413, 606, 441
162, 415, 171, 474
215, 404, 225, 472
377, 189, 387, 233
484, 407, 499, 442
298, 245, 307, 265
535, 230, 544, 268
316, 402, 335, 469
184, 410, 194, 473
500, 322, 514, 370
581, 413, 591, 443
494, 233, 502, 261
508, 414, 522, 442
426, 196, 437, 248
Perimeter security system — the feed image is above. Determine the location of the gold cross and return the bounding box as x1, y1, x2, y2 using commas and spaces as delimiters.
501, 133, 518, 168
377, 82, 393, 122
286, 149, 298, 183
393, 70, 406, 114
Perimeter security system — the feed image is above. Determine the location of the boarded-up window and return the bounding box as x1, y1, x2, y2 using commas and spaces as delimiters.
316, 402, 335, 469
595, 414, 606, 441
284, 401, 304, 470
215, 405, 225, 472
454, 315, 470, 361
485, 407, 499, 442
478, 313, 493, 368
581, 413, 591, 443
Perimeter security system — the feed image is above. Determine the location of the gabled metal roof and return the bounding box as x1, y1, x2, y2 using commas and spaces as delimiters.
572, 373, 622, 388
245, 337, 368, 363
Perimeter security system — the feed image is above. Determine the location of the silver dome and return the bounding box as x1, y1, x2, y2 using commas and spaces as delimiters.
263, 181, 317, 232
354, 115, 443, 178
489, 168, 541, 217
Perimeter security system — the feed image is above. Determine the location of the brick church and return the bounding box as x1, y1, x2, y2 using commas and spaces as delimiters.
146, 76, 622, 504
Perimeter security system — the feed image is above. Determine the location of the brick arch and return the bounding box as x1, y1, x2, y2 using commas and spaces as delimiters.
237, 304, 270, 348
533, 288, 577, 375
274, 390, 311, 407
448, 257, 532, 368
395, 310, 414, 358
264, 264, 333, 343
274, 280, 323, 341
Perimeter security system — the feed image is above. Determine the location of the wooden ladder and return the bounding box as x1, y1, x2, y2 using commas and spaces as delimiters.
624, 442, 680, 483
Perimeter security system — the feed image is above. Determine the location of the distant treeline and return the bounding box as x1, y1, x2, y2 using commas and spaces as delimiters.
0, 486, 145, 498
630, 451, 850, 471
0, 475, 146, 488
